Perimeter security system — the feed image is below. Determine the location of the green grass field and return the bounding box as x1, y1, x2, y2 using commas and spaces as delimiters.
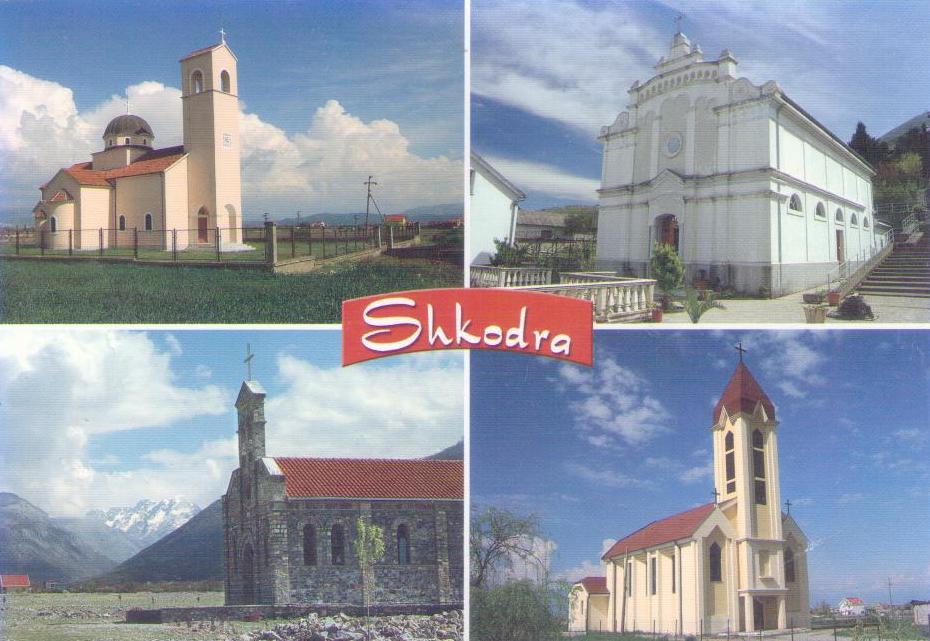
0, 255, 462, 323
0, 591, 281, 641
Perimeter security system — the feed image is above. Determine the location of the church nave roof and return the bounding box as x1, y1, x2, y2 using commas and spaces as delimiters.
602, 502, 716, 559
57, 145, 186, 187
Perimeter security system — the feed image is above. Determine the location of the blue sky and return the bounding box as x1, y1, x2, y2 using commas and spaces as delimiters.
472, 0, 930, 209
471, 330, 930, 605
0, 328, 464, 516
0, 0, 464, 219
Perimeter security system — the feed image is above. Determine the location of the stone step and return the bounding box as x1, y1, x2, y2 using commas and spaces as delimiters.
857, 283, 930, 296
863, 275, 930, 283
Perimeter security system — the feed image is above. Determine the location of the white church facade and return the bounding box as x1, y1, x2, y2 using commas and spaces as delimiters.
33, 37, 242, 251
570, 358, 811, 635
596, 32, 889, 296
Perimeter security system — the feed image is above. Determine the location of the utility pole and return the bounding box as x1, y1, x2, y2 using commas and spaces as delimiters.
887, 577, 894, 609
296, 210, 301, 227
364, 176, 378, 227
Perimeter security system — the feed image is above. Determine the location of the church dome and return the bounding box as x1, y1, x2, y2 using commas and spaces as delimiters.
102, 114, 154, 147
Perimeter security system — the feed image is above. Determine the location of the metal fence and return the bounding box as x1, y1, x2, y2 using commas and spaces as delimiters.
0, 222, 420, 266
514, 237, 597, 269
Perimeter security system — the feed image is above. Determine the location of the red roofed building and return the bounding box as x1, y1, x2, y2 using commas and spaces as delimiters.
384, 214, 408, 225
570, 358, 810, 636
0, 575, 31, 592
223, 380, 463, 608
33, 38, 243, 252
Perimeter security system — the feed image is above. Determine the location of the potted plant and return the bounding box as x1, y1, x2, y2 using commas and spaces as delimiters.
827, 289, 842, 306
803, 304, 828, 323
651, 306, 664, 322
803, 290, 826, 304
649, 243, 685, 310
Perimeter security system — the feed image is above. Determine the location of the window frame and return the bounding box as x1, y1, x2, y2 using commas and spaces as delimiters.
144, 213, 153, 231
397, 524, 411, 565
331, 523, 346, 565
709, 542, 722, 582
220, 69, 231, 93
191, 69, 205, 94
118, 215, 126, 231
303, 524, 317, 566
785, 547, 796, 583
788, 193, 803, 215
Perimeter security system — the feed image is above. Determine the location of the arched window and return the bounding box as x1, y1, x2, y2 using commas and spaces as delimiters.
118, 215, 126, 231
851, 213, 858, 227
709, 542, 722, 582
192, 70, 204, 94
221, 70, 231, 93
303, 525, 317, 566
263, 520, 270, 567
231, 535, 238, 573
397, 525, 410, 565
788, 194, 803, 212
784, 547, 796, 583
331, 524, 345, 565
725, 432, 735, 494
753, 429, 766, 505
863, 216, 870, 229
50, 216, 57, 232
142, 138, 147, 146
815, 202, 826, 218
144, 213, 153, 231
835, 208, 844, 223
124, 137, 130, 145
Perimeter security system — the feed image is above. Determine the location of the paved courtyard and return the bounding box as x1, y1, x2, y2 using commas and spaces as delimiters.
660, 289, 929, 324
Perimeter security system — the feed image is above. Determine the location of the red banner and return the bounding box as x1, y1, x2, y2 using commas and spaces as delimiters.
343, 288, 593, 366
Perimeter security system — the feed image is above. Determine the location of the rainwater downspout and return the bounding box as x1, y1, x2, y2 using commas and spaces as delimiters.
774, 101, 785, 296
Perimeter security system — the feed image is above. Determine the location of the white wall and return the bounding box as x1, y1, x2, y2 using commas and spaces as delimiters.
469, 169, 516, 265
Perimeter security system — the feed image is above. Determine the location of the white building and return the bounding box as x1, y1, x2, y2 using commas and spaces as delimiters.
596, 32, 887, 296
469, 153, 525, 265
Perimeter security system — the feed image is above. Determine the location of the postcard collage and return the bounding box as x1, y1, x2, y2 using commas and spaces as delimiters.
1, 2, 928, 641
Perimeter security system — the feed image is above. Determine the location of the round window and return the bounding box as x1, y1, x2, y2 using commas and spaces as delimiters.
664, 132, 683, 158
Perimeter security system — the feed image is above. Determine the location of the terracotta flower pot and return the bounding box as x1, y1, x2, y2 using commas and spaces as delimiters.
652, 307, 664, 322
827, 291, 842, 306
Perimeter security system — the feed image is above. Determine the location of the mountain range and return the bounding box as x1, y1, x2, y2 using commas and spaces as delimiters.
87, 498, 201, 546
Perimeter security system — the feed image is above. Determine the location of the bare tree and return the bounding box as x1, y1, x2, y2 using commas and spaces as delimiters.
470, 505, 544, 588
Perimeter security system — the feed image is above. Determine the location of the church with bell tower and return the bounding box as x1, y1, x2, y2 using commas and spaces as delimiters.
569, 354, 810, 636
32, 34, 243, 251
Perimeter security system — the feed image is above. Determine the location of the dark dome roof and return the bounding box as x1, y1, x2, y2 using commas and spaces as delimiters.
103, 114, 154, 139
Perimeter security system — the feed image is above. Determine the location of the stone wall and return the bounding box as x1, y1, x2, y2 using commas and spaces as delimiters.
126, 602, 462, 624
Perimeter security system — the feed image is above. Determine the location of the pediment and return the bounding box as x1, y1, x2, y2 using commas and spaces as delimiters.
692, 506, 735, 541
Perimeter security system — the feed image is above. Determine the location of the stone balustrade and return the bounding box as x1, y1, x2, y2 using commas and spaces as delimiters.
517, 277, 656, 323
470, 265, 553, 288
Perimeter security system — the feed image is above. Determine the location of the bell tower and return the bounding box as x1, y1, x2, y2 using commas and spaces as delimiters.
180, 34, 243, 243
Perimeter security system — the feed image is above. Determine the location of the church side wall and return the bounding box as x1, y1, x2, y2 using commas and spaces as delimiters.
589, 595, 610, 633
113, 174, 165, 249
164, 159, 190, 250
470, 171, 516, 264
77, 187, 111, 250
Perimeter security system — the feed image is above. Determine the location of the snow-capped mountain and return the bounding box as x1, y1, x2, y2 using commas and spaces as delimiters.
88, 498, 201, 546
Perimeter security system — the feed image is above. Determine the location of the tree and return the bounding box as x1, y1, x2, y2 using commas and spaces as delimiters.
471, 581, 562, 641
650, 243, 685, 308
875, 152, 926, 208
470, 506, 542, 589
353, 516, 385, 630
849, 121, 890, 168
489, 238, 529, 267
564, 211, 596, 237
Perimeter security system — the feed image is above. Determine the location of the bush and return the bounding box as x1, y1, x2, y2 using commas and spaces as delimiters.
471, 582, 562, 641
650, 243, 684, 304
489, 239, 529, 267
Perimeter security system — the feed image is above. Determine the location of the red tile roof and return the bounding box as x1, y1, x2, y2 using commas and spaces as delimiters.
385, 215, 407, 223
713, 362, 775, 422
578, 576, 608, 594
274, 457, 463, 500
0, 575, 31, 588
602, 503, 716, 559
59, 146, 186, 187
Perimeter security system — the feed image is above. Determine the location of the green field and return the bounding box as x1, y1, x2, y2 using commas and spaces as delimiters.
0, 591, 263, 641
0, 255, 462, 323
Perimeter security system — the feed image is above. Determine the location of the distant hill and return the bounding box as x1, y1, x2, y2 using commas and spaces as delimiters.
264, 203, 463, 227
0, 492, 119, 583
426, 441, 464, 460
52, 516, 144, 565
90, 499, 224, 584
879, 111, 930, 146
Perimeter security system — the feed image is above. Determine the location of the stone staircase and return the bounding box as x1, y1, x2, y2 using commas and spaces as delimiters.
857, 224, 930, 298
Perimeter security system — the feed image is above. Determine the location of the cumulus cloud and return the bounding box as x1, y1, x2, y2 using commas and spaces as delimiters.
558, 357, 670, 448
565, 462, 651, 489
0, 66, 461, 216
740, 332, 829, 400
482, 155, 599, 202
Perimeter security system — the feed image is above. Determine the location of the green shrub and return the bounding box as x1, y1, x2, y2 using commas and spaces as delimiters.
471, 582, 562, 641
489, 239, 529, 267
682, 287, 726, 323
649, 243, 684, 295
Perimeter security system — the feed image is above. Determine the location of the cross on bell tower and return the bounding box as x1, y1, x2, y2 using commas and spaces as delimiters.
244, 343, 254, 380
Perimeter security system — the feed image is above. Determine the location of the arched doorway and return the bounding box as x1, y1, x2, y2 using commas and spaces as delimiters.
197, 207, 210, 243
656, 214, 679, 252
242, 543, 255, 604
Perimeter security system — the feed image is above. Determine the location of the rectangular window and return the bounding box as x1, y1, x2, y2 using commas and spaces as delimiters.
725, 452, 735, 483
755, 479, 767, 504
650, 557, 656, 595
671, 555, 676, 594
753, 450, 765, 478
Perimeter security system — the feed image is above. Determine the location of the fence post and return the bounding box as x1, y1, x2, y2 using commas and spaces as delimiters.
264, 221, 278, 266
415, 221, 421, 238
40, 229, 45, 256
15, 227, 20, 254
290, 226, 296, 258
172, 229, 178, 262
99, 228, 104, 257
322, 227, 327, 258
133, 228, 138, 259
68, 229, 73, 256
376, 226, 383, 248
389, 225, 395, 249
215, 227, 221, 262
308, 226, 312, 257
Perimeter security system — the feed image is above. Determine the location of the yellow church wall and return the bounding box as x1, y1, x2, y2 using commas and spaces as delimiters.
569, 585, 587, 632
114, 174, 165, 249
77, 186, 111, 250
589, 595, 610, 633
163, 158, 191, 250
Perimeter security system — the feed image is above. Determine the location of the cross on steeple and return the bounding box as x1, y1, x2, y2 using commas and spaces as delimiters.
784, 499, 792, 515
219, 28, 227, 44
712, 487, 721, 504
734, 341, 747, 362
124, 96, 130, 115
244, 343, 255, 380
674, 13, 684, 33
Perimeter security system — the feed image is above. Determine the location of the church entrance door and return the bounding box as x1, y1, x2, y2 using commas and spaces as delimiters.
836, 230, 845, 263
657, 215, 680, 252
753, 598, 764, 631
242, 543, 255, 604
198, 215, 209, 243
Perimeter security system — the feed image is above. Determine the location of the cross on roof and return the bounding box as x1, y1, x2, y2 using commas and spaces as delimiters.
124, 96, 130, 115
219, 28, 227, 44
712, 487, 720, 504
785, 499, 792, 515
244, 343, 254, 380
735, 341, 747, 362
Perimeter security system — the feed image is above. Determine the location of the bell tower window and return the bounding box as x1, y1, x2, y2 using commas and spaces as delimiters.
221, 70, 231, 93
752, 429, 766, 504
724, 431, 735, 494
192, 70, 204, 94
709, 542, 722, 582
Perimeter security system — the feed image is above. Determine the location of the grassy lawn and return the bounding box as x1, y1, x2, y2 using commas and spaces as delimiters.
0, 591, 274, 641
0, 254, 462, 323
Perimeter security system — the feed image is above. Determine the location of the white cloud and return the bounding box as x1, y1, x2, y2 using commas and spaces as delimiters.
0, 66, 461, 216
564, 462, 650, 489
679, 463, 713, 484
559, 357, 670, 448
740, 332, 829, 400
482, 155, 599, 202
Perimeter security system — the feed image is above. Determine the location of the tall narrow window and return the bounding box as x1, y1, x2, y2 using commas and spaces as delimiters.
725, 431, 735, 494
118, 215, 126, 231
626, 561, 632, 596
124, 137, 130, 145
650, 557, 657, 595
50, 217, 57, 232
192, 70, 204, 94
144, 213, 153, 231
671, 555, 676, 593
303, 525, 317, 566
785, 547, 796, 583
709, 542, 722, 582
220, 70, 231, 93
264, 520, 270, 567
397, 525, 410, 565
331, 524, 345, 565
753, 429, 767, 504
